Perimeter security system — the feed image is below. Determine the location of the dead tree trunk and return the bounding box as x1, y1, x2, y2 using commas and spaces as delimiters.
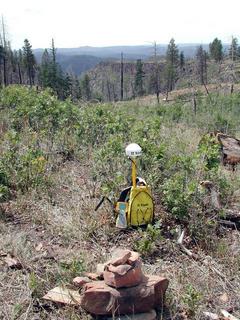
120, 52, 123, 101
192, 95, 197, 115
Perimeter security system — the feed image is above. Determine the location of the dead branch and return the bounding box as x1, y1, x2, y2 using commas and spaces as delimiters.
221, 309, 240, 320
203, 311, 219, 320
203, 310, 240, 320
203, 82, 210, 95
219, 219, 237, 230
177, 229, 198, 260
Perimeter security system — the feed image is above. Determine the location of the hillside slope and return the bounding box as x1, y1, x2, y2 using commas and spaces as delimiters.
0, 86, 239, 319
87, 58, 240, 101
33, 43, 231, 77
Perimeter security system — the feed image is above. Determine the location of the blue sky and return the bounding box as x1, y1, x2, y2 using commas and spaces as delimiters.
1, 0, 239, 49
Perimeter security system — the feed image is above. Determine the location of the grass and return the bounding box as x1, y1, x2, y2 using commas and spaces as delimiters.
0, 85, 240, 319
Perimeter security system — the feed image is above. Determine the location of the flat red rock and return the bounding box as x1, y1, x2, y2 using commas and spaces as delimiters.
43, 286, 81, 305
107, 249, 132, 266
81, 275, 169, 315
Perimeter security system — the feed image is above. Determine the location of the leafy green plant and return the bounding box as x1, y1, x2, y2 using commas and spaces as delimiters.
58, 258, 86, 282
28, 272, 44, 298
0, 185, 9, 202
182, 284, 202, 316
198, 134, 221, 171
163, 171, 198, 220
13, 303, 23, 320
135, 223, 162, 256
0, 161, 10, 202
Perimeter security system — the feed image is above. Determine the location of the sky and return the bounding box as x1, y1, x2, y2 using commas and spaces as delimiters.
1, 0, 240, 49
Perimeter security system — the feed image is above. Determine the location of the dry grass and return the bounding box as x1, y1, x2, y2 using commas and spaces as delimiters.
0, 156, 240, 320
135, 83, 240, 106
1, 85, 240, 319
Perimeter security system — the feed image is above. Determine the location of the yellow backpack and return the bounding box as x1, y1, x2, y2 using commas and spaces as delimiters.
127, 185, 154, 226
115, 180, 154, 228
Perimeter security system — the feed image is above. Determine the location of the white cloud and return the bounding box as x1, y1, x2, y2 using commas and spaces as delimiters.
1, 0, 240, 49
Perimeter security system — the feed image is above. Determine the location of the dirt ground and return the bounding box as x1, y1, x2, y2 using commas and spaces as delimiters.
0, 161, 240, 320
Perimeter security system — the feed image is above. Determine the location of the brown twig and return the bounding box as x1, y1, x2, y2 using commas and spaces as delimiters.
177, 228, 198, 260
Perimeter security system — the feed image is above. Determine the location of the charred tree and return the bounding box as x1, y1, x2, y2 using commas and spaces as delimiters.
120, 52, 124, 100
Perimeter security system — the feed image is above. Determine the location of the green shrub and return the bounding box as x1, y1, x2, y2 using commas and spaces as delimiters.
58, 258, 86, 283
0, 161, 10, 202
182, 284, 202, 316
135, 223, 162, 256
163, 172, 198, 220
1, 130, 48, 193
198, 134, 221, 171
0, 185, 9, 202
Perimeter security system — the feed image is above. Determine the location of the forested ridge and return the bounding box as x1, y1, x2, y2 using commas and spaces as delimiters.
1, 18, 240, 103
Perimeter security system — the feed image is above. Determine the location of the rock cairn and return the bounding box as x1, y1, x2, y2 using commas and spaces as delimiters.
76, 248, 169, 318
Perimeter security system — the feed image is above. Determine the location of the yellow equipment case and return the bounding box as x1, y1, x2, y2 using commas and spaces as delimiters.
127, 185, 154, 226
115, 179, 154, 228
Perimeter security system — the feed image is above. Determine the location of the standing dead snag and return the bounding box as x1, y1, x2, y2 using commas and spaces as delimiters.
192, 94, 197, 115
200, 180, 221, 210
120, 52, 124, 101
200, 180, 240, 227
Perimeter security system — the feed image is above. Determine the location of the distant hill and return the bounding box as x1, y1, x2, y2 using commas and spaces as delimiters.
34, 51, 104, 76
56, 54, 103, 75
34, 44, 230, 59
34, 43, 230, 76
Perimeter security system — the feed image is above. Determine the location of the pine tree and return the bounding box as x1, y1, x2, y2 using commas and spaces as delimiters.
81, 74, 91, 101
70, 76, 81, 101
166, 38, 179, 66
209, 38, 223, 62
134, 59, 145, 96
39, 49, 51, 88
22, 39, 36, 86
50, 38, 58, 88
165, 38, 179, 91
39, 40, 69, 99
196, 45, 207, 85
180, 51, 185, 69
50, 38, 57, 64
61, 73, 72, 99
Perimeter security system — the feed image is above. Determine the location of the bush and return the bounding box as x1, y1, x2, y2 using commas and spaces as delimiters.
163, 172, 198, 220
0, 161, 10, 202
135, 223, 162, 256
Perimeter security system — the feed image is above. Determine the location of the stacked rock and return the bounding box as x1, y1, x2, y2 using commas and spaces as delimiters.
79, 248, 169, 318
